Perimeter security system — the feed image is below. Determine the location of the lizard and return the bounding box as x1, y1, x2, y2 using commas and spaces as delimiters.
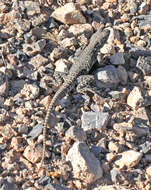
40, 27, 110, 168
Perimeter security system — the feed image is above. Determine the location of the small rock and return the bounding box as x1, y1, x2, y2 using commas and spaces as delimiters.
137, 56, 151, 75
0, 3, 8, 13
100, 44, 115, 54
65, 126, 86, 141
110, 168, 121, 183
144, 154, 151, 162
18, 124, 28, 134
127, 86, 143, 109
14, 19, 31, 35
66, 142, 103, 186
135, 107, 150, 126
146, 165, 151, 177
29, 54, 48, 70
31, 27, 47, 39
81, 111, 109, 131
0, 124, 16, 139
40, 96, 51, 109
139, 141, 150, 153
23, 144, 42, 163
133, 118, 150, 136
45, 183, 70, 190
110, 52, 125, 65
138, 2, 150, 14
108, 141, 121, 153
28, 124, 43, 139
115, 150, 143, 169
60, 37, 77, 48
7, 54, 17, 65
68, 24, 93, 36
93, 185, 130, 190
55, 59, 70, 73
0, 177, 18, 190
11, 137, 26, 152
51, 3, 86, 24
117, 65, 128, 85
96, 65, 120, 88
106, 152, 116, 162
23, 39, 46, 56
21, 83, 40, 100
13, 1, 40, 17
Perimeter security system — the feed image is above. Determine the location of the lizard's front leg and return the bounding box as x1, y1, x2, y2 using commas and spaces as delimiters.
76, 75, 99, 106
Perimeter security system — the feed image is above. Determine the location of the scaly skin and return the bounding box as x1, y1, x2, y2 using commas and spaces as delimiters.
40, 28, 110, 168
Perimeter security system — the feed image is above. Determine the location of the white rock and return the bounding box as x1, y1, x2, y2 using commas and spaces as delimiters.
55, 58, 70, 73
68, 23, 93, 35
115, 150, 142, 169
66, 142, 103, 185
127, 86, 143, 109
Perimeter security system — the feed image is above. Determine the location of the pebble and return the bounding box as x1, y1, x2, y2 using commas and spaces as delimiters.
29, 54, 48, 70
66, 142, 103, 186
81, 111, 109, 131
14, 19, 31, 35
65, 126, 86, 141
20, 83, 40, 100
117, 65, 128, 85
23, 144, 42, 164
68, 24, 93, 36
51, 3, 86, 24
115, 150, 143, 169
137, 56, 151, 75
93, 185, 130, 190
0, 177, 18, 190
28, 124, 43, 139
13, 1, 40, 17
146, 165, 151, 177
133, 118, 150, 137
127, 86, 143, 109
96, 65, 120, 88
139, 141, 150, 153
108, 141, 121, 153
100, 43, 115, 54
55, 58, 70, 73
23, 39, 46, 56
110, 52, 125, 65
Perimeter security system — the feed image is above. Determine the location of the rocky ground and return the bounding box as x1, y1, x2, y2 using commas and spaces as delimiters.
0, 0, 151, 189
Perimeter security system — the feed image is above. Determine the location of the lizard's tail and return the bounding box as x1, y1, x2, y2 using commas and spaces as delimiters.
40, 82, 72, 168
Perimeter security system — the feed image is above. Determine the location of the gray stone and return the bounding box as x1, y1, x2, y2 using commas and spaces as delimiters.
117, 65, 128, 85
65, 126, 86, 141
66, 142, 103, 185
96, 65, 120, 88
29, 54, 48, 70
0, 177, 18, 190
139, 141, 150, 153
110, 52, 125, 65
45, 183, 70, 190
28, 124, 43, 139
137, 56, 151, 75
23, 39, 46, 56
93, 185, 130, 190
81, 111, 109, 131
14, 19, 31, 33
14, 1, 40, 17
